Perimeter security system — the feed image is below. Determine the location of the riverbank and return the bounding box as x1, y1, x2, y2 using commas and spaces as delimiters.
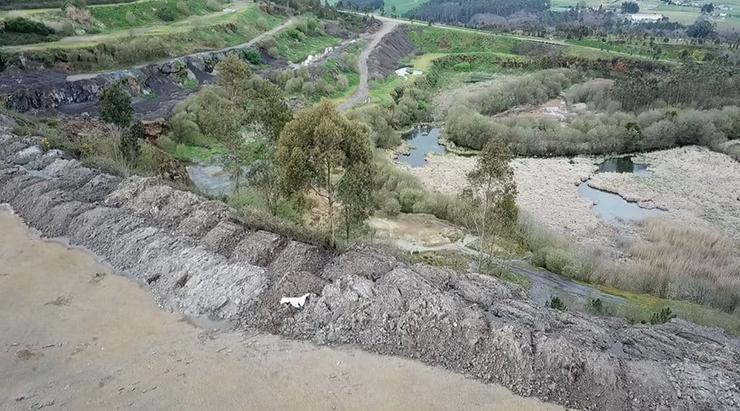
0, 206, 562, 411
402, 145, 740, 251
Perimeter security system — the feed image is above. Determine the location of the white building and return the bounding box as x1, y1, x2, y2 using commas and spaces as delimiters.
630, 13, 665, 22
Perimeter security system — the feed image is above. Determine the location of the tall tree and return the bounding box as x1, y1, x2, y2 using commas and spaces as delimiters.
245, 79, 293, 141
276, 101, 374, 248
195, 88, 246, 194
214, 54, 252, 99
462, 137, 517, 270
98, 84, 133, 128
621, 1, 639, 14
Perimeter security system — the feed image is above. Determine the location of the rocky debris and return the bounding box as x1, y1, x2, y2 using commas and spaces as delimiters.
142, 118, 169, 140
0, 123, 739, 410
367, 26, 416, 81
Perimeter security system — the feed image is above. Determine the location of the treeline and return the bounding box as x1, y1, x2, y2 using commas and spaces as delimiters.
446, 104, 740, 156
0, 0, 133, 9
407, 0, 550, 25
443, 68, 581, 117
0, 16, 60, 46
335, 0, 383, 12
441, 63, 740, 156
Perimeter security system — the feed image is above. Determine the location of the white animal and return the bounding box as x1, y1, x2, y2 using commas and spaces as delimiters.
280, 293, 310, 309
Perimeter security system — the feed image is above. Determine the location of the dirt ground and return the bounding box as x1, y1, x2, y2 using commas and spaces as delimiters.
0, 207, 561, 411
589, 146, 740, 244
402, 153, 619, 249
402, 145, 740, 250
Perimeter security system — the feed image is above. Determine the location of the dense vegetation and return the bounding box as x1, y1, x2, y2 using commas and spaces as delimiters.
0, 0, 134, 9
408, 0, 550, 24
0, 16, 59, 45
1, 6, 283, 71
441, 62, 740, 156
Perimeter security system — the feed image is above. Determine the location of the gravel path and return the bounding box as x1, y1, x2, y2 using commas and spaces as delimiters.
338, 19, 398, 111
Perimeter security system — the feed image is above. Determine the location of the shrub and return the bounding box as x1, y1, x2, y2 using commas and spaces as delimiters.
206, 0, 223, 12
547, 296, 567, 311
381, 197, 401, 216
3, 17, 55, 35
244, 50, 261, 65
120, 121, 143, 163
588, 298, 605, 315
284, 77, 304, 94
155, 4, 178, 22
98, 84, 132, 127
649, 307, 676, 325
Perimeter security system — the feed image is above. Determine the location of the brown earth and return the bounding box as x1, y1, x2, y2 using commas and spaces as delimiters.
0, 207, 562, 411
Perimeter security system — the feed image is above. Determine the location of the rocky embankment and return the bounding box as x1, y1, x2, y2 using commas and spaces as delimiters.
1, 116, 739, 410
0, 50, 230, 118
366, 26, 416, 81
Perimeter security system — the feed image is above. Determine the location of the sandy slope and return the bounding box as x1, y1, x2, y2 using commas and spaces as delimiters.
0, 207, 560, 411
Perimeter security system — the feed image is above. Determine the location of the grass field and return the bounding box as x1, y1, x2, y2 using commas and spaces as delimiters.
552, 0, 740, 30
4, 5, 285, 71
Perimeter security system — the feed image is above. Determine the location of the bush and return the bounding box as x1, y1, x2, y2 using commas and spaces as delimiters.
120, 121, 143, 163
547, 296, 567, 311
98, 84, 132, 127
453, 62, 471, 72
155, 4, 178, 22
3, 17, 55, 35
205, 0, 223, 12
588, 298, 605, 315
380, 197, 401, 216
649, 307, 676, 325
244, 50, 261, 65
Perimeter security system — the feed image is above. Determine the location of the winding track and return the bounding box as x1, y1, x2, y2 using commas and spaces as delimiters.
66, 17, 298, 81
338, 19, 398, 111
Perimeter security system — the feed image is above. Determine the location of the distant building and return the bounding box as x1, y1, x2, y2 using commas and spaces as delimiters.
630, 13, 665, 22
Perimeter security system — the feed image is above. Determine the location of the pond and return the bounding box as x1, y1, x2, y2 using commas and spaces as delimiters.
396, 126, 446, 168
579, 156, 663, 224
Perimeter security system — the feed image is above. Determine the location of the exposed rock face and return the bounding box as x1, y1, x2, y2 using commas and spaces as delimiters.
1, 120, 739, 410
366, 26, 416, 81
0, 45, 264, 117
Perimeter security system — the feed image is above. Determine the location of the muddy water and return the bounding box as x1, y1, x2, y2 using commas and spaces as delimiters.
0, 206, 562, 411
579, 156, 663, 224
397, 126, 447, 167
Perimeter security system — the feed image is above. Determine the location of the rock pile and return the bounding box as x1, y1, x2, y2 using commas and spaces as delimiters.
1, 119, 738, 410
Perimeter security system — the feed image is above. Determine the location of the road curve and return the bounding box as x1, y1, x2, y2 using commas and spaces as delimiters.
338, 19, 398, 111
67, 17, 297, 82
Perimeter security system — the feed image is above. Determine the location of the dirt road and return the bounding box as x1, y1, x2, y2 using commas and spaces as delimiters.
0, 207, 561, 411
66, 17, 297, 81
338, 19, 398, 111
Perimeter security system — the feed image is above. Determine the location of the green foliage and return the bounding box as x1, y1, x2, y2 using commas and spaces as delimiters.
62, 0, 87, 10
98, 84, 132, 127
347, 104, 401, 149
6, 6, 283, 72
0, 17, 58, 45
214, 54, 252, 98
547, 296, 567, 311
588, 298, 605, 315
620, 1, 639, 14
120, 121, 143, 163
649, 307, 676, 325
276, 101, 374, 248
244, 49, 261, 65
463, 136, 518, 267
244, 79, 292, 141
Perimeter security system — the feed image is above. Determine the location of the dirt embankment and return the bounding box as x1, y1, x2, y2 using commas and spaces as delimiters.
0, 207, 558, 411
1, 118, 739, 410
366, 26, 417, 81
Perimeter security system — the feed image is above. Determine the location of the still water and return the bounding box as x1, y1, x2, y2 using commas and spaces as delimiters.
397, 126, 447, 167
